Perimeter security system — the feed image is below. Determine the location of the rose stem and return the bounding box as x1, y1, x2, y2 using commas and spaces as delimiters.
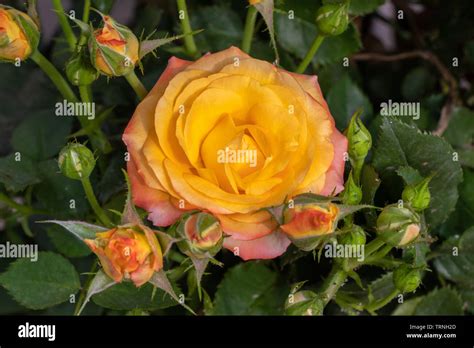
82, 0, 91, 23
30, 50, 78, 101
295, 34, 325, 74
241, 5, 258, 54
51, 0, 77, 51
365, 289, 399, 313
176, 0, 200, 59
74, 261, 98, 316
32, 49, 108, 161
81, 176, 113, 227
47, 1, 110, 155
320, 236, 388, 309
124, 70, 148, 100
0, 192, 47, 216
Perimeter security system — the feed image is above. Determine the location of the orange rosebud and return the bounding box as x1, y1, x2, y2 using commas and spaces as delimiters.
281, 203, 339, 250
0, 6, 39, 62
85, 224, 163, 287
177, 212, 223, 258
89, 14, 139, 76
248, 0, 262, 5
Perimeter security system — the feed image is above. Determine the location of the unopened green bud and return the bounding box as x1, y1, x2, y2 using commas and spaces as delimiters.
177, 212, 223, 258
341, 171, 362, 205
66, 49, 99, 86
393, 264, 422, 293
345, 111, 372, 163
376, 205, 421, 247
340, 225, 366, 246
315, 3, 349, 37
285, 290, 324, 316
402, 176, 431, 212
58, 143, 96, 180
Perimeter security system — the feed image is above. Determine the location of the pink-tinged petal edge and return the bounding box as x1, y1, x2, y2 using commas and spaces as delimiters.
223, 231, 291, 260
127, 159, 184, 227
320, 128, 347, 196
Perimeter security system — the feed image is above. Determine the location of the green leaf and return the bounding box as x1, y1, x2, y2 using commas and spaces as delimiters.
401, 67, 437, 101
361, 165, 381, 225
443, 107, 474, 148
46, 225, 92, 258
367, 272, 396, 306
323, 0, 386, 15
460, 288, 474, 314
34, 160, 89, 218
0, 154, 41, 192
327, 74, 373, 128
348, 0, 385, 15
92, 280, 180, 311
275, 11, 361, 67
396, 166, 423, 185
40, 220, 107, 241
433, 227, 474, 289
413, 288, 464, 315
11, 111, 73, 161
139, 30, 203, 59
77, 270, 115, 315
210, 262, 289, 315
0, 252, 80, 310
372, 117, 463, 227
253, 0, 279, 62
190, 5, 242, 52
392, 296, 423, 315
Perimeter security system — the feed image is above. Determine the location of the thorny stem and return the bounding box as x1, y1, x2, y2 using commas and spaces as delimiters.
241, 5, 258, 54
320, 236, 388, 310
176, 0, 199, 59
124, 71, 148, 100
296, 34, 325, 74
81, 177, 113, 227
51, 0, 77, 51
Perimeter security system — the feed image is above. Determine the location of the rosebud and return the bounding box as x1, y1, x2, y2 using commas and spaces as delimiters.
280, 201, 339, 251
58, 143, 96, 180
66, 49, 99, 86
84, 224, 163, 287
89, 14, 139, 76
345, 111, 372, 164
315, 3, 349, 37
177, 212, 223, 258
285, 290, 324, 316
341, 171, 362, 205
402, 176, 432, 212
248, 0, 262, 4
0, 6, 39, 62
376, 205, 421, 247
393, 264, 422, 293
339, 225, 366, 246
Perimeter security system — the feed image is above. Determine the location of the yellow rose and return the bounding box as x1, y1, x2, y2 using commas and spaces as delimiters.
0, 6, 39, 62
123, 47, 347, 260
84, 224, 163, 287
